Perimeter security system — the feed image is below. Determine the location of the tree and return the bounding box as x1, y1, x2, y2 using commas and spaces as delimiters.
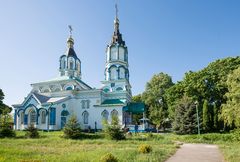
63, 115, 81, 139
0, 89, 15, 138
0, 89, 12, 116
202, 100, 212, 132
103, 115, 125, 140
25, 124, 39, 138
173, 95, 198, 134
165, 57, 240, 132
142, 73, 174, 130
221, 66, 240, 128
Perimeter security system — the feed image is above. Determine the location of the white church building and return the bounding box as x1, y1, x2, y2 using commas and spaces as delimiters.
13, 7, 144, 131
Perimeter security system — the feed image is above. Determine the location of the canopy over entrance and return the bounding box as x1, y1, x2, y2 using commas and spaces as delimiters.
123, 102, 145, 114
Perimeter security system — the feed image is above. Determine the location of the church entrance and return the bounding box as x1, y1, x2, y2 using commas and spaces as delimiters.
61, 117, 67, 129
61, 110, 69, 129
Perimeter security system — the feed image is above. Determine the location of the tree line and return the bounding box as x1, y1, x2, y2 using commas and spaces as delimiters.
133, 57, 240, 134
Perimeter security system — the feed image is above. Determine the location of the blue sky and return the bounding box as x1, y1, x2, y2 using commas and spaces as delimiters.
1, 0, 240, 106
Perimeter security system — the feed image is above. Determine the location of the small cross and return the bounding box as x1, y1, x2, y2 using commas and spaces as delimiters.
115, 2, 118, 18
68, 25, 73, 35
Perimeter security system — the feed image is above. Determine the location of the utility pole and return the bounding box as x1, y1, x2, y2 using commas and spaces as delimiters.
195, 101, 200, 135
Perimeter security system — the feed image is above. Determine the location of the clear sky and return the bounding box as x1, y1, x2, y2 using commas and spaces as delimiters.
1, 0, 240, 106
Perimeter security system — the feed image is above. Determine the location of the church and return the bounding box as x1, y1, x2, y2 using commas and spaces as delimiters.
13, 6, 144, 131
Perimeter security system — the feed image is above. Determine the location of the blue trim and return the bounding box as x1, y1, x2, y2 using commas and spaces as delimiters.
49, 107, 56, 125
24, 104, 38, 124
14, 110, 17, 125
17, 109, 24, 117
24, 114, 28, 125
22, 95, 38, 108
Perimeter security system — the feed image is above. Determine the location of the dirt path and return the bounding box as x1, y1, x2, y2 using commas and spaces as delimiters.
166, 143, 225, 162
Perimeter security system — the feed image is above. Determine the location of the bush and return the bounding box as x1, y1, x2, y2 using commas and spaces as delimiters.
0, 126, 16, 138
25, 124, 39, 138
63, 115, 81, 139
103, 115, 125, 140
138, 144, 152, 154
100, 153, 118, 162
230, 129, 240, 141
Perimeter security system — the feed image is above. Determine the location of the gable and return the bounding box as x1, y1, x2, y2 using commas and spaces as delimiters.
22, 94, 40, 108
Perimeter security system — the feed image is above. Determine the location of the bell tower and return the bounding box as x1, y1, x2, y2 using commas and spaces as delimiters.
59, 26, 81, 79
102, 4, 132, 97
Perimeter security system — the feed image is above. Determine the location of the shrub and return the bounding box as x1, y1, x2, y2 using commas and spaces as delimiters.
100, 153, 118, 162
103, 115, 125, 140
0, 126, 16, 138
63, 115, 81, 139
25, 124, 39, 138
230, 129, 240, 141
138, 144, 152, 154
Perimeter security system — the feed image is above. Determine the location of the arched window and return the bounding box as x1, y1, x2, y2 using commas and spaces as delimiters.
103, 88, 110, 92
43, 89, 50, 93
82, 111, 89, 124
111, 110, 118, 118
76, 61, 80, 71
29, 110, 36, 124
41, 111, 46, 124
110, 68, 117, 80
111, 48, 117, 60
70, 61, 74, 70
61, 110, 69, 116
119, 47, 124, 61
20, 111, 24, 124
101, 110, 109, 121
66, 86, 73, 91
116, 87, 123, 91
119, 67, 125, 79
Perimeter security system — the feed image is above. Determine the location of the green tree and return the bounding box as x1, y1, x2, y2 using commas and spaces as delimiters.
0, 89, 12, 116
165, 57, 240, 132
221, 67, 240, 128
25, 124, 39, 138
63, 115, 82, 139
213, 102, 219, 130
202, 100, 211, 132
0, 89, 15, 138
103, 115, 125, 140
142, 73, 174, 130
173, 95, 198, 134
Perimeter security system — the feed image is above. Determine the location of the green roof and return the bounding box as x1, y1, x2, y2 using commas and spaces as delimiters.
102, 99, 124, 105
123, 102, 145, 114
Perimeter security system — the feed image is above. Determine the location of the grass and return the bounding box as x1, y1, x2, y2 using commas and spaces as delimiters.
1, 131, 240, 162
0, 131, 177, 162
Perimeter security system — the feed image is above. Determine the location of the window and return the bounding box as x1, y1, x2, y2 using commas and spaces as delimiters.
111, 110, 118, 118
116, 87, 123, 91
82, 111, 89, 124
61, 110, 69, 116
49, 108, 56, 125
86, 100, 90, 109
82, 100, 90, 109
20, 112, 24, 124
81, 100, 86, 109
103, 88, 110, 92
110, 68, 117, 80
119, 68, 125, 79
101, 110, 109, 121
41, 111, 46, 124
66, 86, 73, 91
29, 110, 36, 124
70, 61, 74, 70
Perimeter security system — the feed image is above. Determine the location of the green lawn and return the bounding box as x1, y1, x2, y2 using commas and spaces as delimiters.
1, 131, 240, 162
0, 131, 177, 162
